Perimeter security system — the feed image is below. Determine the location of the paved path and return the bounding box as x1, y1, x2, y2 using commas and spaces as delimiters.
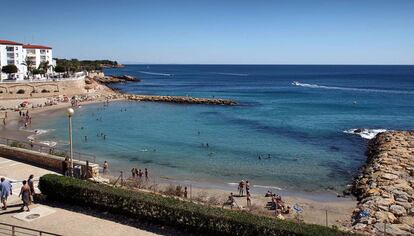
0, 156, 161, 236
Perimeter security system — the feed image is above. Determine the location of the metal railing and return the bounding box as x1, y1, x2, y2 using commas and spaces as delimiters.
0, 222, 61, 236
0, 136, 96, 163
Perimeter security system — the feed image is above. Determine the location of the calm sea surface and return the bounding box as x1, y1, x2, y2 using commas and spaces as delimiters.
34, 65, 414, 192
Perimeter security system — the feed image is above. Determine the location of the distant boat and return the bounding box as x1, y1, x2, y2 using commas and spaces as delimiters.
292, 81, 300, 86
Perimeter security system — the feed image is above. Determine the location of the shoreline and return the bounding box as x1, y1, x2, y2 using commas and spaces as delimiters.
0, 82, 357, 229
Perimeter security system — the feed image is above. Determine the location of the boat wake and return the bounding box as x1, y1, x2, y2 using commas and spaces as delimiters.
343, 128, 388, 139
138, 71, 172, 76
211, 72, 249, 76
292, 81, 414, 94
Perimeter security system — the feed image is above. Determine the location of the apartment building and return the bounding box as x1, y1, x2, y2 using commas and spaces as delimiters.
0, 39, 54, 81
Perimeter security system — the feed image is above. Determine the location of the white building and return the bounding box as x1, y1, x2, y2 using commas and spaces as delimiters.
0, 39, 54, 81
23, 44, 54, 74
0, 40, 26, 81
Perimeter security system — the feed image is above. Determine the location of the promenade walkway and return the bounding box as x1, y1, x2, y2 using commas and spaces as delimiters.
0, 156, 161, 236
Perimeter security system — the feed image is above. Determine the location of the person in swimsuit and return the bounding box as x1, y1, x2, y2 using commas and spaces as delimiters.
19, 180, 31, 212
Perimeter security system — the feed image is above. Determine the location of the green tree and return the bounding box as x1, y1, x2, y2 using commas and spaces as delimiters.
38, 61, 50, 75
22, 58, 35, 79
1, 65, 18, 79
54, 65, 65, 73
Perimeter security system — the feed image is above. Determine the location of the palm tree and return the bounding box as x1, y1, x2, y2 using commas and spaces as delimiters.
38, 61, 50, 77
21, 58, 35, 80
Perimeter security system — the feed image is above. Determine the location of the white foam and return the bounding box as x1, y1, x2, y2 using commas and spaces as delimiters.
211, 72, 248, 76
343, 128, 388, 139
26, 129, 53, 140
38, 141, 57, 147
253, 184, 283, 190
138, 71, 172, 76
227, 182, 239, 186
292, 81, 414, 94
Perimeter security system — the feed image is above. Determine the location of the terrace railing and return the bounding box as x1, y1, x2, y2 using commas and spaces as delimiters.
0, 137, 96, 163
0, 222, 61, 236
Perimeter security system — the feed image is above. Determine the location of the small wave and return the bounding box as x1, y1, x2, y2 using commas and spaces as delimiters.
253, 185, 283, 190
38, 141, 57, 147
227, 182, 239, 186
292, 81, 414, 94
26, 129, 53, 140
211, 72, 248, 76
138, 71, 172, 76
343, 128, 388, 139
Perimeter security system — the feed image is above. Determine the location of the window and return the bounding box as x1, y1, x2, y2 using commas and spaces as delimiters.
6, 47, 14, 52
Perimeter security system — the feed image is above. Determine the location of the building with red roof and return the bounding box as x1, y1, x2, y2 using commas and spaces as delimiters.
1, 39, 54, 81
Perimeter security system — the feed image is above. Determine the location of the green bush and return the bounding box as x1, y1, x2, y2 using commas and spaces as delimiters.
39, 174, 353, 236
10, 141, 25, 148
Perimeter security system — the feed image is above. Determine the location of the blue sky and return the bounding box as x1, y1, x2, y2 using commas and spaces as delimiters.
1, 0, 413, 64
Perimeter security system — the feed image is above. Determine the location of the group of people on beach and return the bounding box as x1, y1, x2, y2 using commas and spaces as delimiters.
265, 191, 290, 217
0, 174, 36, 212
18, 109, 32, 127
131, 167, 149, 181
223, 179, 252, 209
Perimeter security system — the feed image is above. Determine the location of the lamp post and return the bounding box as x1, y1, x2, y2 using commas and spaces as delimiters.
66, 108, 75, 177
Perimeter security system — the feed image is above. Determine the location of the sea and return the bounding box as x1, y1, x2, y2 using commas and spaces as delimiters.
32, 65, 414, 193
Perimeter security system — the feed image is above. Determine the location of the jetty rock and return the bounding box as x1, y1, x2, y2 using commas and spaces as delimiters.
126, 94, 236, 106
93, 75, 141, 84
351, 131, 414, 235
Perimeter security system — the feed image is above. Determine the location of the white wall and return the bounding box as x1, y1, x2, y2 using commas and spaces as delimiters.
0, 44, 26, 81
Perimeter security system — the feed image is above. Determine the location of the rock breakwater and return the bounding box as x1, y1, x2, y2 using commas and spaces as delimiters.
127, 94, 236, 105
93, 75, 140, 84
352, 131, 414, 235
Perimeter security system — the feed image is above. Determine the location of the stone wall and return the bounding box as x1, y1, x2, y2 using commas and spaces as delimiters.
0, 78, 86, 99
0, 144, 99, 178
352, 131, 414, 235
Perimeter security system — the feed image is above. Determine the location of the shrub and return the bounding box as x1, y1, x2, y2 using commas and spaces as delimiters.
1, 65, 18, 74
39, 174, 353, 236
10, 141, 25, 148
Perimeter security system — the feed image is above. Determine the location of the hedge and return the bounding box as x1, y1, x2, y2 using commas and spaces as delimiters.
39, 174, 354, 236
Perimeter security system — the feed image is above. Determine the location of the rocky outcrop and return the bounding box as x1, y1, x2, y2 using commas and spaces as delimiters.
93, 75, 140, 84
127, 94, 236, 106
352, 131, 414, 235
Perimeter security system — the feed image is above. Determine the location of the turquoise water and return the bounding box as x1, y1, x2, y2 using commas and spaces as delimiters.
33, 65, 414, 192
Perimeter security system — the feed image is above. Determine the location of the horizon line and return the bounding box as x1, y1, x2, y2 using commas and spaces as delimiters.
118, 63, 414, 66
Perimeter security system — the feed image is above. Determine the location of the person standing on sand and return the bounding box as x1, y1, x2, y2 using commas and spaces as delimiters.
138, 169, 143, 179
62, 158, 69, 176
0, 177, 12, 210
131, 168, 136, 178
28, 175, 35, 196
103, 161, 109, 174
19, 180, 31, 212
245, 180, 250, 195
145, 168, 148, 181
184, 186, 188, 198
238, 180, 245, 196
246, 192, 251, 208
